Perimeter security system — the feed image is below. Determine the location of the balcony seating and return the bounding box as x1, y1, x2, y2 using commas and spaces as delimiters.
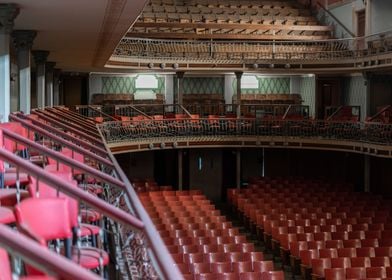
138, 184, 284, 279
229, 176, 392, 280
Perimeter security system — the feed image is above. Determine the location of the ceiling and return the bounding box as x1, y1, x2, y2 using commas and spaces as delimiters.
9, 0, 148, 72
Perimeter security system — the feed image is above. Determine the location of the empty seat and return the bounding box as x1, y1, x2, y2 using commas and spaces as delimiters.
324, 268, 346, 280
232, 261, 253, 273
366, 267, 387, 278
346, 267, 366, 279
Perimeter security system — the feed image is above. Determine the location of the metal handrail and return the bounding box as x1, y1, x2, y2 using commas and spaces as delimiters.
0, 225, 100, 280
98, 128, 184, 280
9, 113, 114, 168
0, 147, 143, 230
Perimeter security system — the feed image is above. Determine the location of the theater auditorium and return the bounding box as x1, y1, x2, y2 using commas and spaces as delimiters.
0, 0, 392, 279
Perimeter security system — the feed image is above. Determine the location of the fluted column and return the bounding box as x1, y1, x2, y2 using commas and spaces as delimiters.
235, 71, 243, 118
12, 30, 36, 114
45, 62, 55, 107
0, 4, 19, 122
32, 50, 49, 108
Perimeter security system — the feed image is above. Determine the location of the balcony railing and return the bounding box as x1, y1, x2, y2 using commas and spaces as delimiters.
97, 118, 392, 146
110, 30, 392, 65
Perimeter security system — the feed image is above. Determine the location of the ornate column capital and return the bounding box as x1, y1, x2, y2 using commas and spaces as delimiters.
176, 71, 185, 79
235, 71, 243, 79
32, 50, 49, 65
12, 30, 36, 51
0, 4, 19, 34
46, 61, 56, 72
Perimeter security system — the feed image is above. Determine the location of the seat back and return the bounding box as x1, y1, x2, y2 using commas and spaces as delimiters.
15, 198, 72, 242
0, 248, 12, 280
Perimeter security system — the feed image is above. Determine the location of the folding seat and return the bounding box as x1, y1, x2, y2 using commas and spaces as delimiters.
260, 271, 285, 280
365, 230, 381, 239
171, 253, 185, 264
238, 272, 263, 280
227, 252, 245, 262
204, 252, 228, 263
232, 261, 253, 273
387, 267, 392, 278
210, 262, 232, 273
357, 217, 372, 224
14, 198, 109, 274
361, 238, 379, 248
319, 248, 338, 258
289, 241, 308, 259
194, 273, 221, 280
337, 248, 357, 258
221, 228, 240, 237
319, 225, 336, 233
352, 223, 369, 231
350, 257, 371, 268
332, 231, 349, 241
370, 256, 390, 267
325, 240, 343, 249
253, 260, 274, 272
299, 249, 319, 267
184, 253, 204, 264
308, 241, 326, 250
220, 272, 240, 280
324, 268, 346, 280
181, 245, 200, 254
366, 267, 387, 278
297, 233, 314, 242
237, 243, 255, 253
174, 263, 190, 274
166, 245, 180, 254
242, 252, 264, 262
374, 246, 392, 257
356, 247, 375, 258
368, 223, 385, 231
346, 267, 366, 279
176, 237, 194, 246
200, 244, 222, 254
342, 239, 361, 249
314, 232, 332, 241
304, 225, 321, 234
348, 230, 365, 240
190, 262, 211, 274
331, 257, 351, 268
311, 258, 331, 278
234, 235, 247, 244
381, 237, 392, 246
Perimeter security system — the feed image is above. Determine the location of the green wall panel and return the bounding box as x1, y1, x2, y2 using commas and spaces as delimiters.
232, 77, 290, 94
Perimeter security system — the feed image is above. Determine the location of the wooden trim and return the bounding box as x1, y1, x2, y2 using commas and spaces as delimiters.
126, 32, 330, 40
132, 22, 333, 31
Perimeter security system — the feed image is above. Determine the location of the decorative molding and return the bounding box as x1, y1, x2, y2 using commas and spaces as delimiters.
32, 50, 49, 65
0, 4, 19, 34
12, 30, 37, 51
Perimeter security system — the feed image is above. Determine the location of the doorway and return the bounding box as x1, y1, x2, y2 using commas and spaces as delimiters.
316, 78, 342, 119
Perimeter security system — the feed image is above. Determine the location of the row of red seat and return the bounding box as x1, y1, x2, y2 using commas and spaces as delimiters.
139, 187, 285, 280
229, 177, 392, 280
0, 112, 110, 278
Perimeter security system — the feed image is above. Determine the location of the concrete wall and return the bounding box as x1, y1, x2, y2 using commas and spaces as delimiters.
299, 75, 316, 118
370, 0, 392, 34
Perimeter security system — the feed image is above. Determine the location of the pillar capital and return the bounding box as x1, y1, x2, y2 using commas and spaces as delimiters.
46, 61, 56, 72
0, 4, 19, 34
176, 71, 185, 79
12, 30, 36, 51
235, 71, 243, 79
32, 50, 49, 65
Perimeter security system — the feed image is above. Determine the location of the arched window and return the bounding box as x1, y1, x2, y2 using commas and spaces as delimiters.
241, 75, 258, 89
135, 75, 159, 89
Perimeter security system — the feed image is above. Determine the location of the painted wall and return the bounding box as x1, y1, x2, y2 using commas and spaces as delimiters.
233, 76, 291, 94
370, 0, 392, 34
299, 76, 316, 117
176, 77, 225, 95
89, 73, 165, 103
343, 75, 367, 121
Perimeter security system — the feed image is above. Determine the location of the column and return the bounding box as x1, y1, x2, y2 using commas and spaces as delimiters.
53, 69, 61, 106
178, 150, 183, 190
176, 71, 185, 113
364, 155, 370, 192
363, 71, 372, 118
236, 148, 241, 189
12, 30, 36, 114
32, 50, 49, 108
235, 71, 243, 118
0, 4, 19, 122
45, 61, 55, 107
